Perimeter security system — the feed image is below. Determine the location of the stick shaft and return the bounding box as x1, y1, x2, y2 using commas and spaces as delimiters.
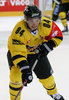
14, 54, 40, 100
14, 80, 27, 100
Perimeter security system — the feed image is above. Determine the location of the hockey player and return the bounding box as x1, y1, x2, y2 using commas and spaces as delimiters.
7, 5, 64, 100
58, 0, 69, 33
51, 0, 69, 33
51, 0, 60, 21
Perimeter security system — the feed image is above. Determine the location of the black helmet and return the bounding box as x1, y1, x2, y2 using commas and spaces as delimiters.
24, 5, 41, 20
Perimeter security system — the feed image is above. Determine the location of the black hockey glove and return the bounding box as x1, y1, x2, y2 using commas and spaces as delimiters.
35, 40, 55, 56
18, 60, 33, 86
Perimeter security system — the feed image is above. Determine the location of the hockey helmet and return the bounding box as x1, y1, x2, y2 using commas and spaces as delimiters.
24, 5, 41, 20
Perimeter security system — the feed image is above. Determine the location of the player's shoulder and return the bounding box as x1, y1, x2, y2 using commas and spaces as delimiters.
39, 16, 52, 29
40, 16, 52, 26
15, 19, 25, 26
12, 19, 26, 33
41, 16, 52, 22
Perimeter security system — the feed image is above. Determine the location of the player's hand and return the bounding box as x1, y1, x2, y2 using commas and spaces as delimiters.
35, 42, 53, 56
19, 61, 33, 86
22, 69, 33, 86
37, 43, 49, 56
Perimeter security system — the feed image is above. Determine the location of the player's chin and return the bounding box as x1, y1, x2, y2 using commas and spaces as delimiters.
31, 27, 37, 31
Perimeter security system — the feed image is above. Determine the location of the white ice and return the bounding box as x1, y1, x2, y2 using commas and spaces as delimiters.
0, 17, 69, 100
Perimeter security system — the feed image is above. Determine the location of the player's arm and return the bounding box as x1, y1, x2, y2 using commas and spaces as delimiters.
8, 22, 33, 84
8, 24, 27, 66
44, 21, 63, 53
11, 43, 33, 85
36, 20, 63, 56
45, 20, 63, 47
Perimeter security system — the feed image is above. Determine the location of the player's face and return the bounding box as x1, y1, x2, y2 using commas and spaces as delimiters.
27, 18, 40, 31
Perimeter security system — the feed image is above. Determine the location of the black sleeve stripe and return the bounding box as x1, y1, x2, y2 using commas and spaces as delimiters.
61, 18, 66, 20
17, 60, 28, 68
12, 55, 26, 61
54, 36, 63, 40
12, 39, 24, 45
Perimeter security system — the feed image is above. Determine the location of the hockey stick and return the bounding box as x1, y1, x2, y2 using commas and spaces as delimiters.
14, 54, 40, 100
14, 79, 27, 100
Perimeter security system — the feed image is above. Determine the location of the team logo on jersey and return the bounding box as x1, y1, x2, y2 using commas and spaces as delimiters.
52, 31, 58, 37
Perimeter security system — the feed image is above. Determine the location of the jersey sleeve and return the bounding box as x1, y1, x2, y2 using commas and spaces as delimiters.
45, 21, 63, 48
8, 21, 28, 67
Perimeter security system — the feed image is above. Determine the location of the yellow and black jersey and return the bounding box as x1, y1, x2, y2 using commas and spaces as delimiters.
8, 16, 63, 66
61, 0, 69, 3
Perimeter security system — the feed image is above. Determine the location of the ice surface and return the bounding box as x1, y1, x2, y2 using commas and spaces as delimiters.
0, 17, 69, 100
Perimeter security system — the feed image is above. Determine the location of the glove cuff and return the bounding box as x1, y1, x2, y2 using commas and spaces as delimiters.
20, 65, 30, 72
43, 43, 52, 52
17, 60, 30, 73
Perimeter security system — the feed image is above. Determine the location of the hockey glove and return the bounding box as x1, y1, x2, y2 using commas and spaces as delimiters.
35, 40, 55, 56
18, 60, 33, 86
